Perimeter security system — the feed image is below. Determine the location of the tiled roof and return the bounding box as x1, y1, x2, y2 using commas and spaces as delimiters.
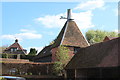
34, 20, 89, 61
53, 20, 89, 47
5, 39, 24, 51
33, 45, 52, 61
33, 9, 89, 61
65, 37, 120, 69
103, 36, 118, 42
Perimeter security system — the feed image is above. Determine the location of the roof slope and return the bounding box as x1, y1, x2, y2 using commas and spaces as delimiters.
53, 20, 89, 47
33, 9, 89, 61
34, 20, 89, 61
66, 37, 120, 69
33, 45, 52, 61
103, 36, 118, 42
6, 39, 24, 50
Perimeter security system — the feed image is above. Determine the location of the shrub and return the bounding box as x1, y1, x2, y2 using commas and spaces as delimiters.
0, 77, 7, 80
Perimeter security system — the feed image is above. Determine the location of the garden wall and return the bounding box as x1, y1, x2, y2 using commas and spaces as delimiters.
2, 61, 54, 76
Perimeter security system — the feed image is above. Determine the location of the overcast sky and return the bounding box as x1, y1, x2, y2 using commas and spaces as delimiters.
1, 0, 119, 53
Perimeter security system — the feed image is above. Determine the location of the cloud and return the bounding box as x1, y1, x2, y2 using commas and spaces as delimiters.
114, 9, 118, 16
74, 0, 105, 11
43, 31, 55, 36
35, 13, 66, 28
35, 0, 105, 30
1, 35, 15, 40
113, 29, 120, 33
35, 11, 94, 29
72, 11, 94, 29
1, 29, 42, 41
20, 29, 37, 33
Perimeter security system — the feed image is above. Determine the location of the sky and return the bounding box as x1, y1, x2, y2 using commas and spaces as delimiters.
0, 0, 119, 53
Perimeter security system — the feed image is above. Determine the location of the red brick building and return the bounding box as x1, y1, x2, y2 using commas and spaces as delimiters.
4, 39, 27, 55
33, 9, 89, 62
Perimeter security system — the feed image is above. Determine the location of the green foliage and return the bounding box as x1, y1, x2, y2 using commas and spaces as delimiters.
28, 48, 37, 56
26, 48, 38, 61
53, 46, 70, 76
25, 73, 28, 75
118, 33, 120, 37
53, 62, 63, 75
1, 53, 18, 59
56, 46, 70, 64
0, 77, 7, 80
49, 41, 55, 45
0, 46, 8, 54
85, 30, 118, 44
1, 53, 7, 58
29, 72, 33, 75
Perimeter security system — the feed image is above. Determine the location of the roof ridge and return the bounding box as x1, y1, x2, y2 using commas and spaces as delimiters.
6, 41, 24, 50
60, 21, 69, 45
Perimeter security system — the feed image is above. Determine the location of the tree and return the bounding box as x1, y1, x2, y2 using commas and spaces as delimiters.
118, 33, 120, 37
0, 45, 8, 54
85, 30, 118, 44
0, 46, 8, 58
53, 46, 71, 76
28, 48, 37, 56
49, 40, 55, 45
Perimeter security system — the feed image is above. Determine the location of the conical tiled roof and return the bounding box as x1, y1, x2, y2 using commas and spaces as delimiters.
53, 20, 89, 47
53, 9, 89, 47
33, 9, 89, 62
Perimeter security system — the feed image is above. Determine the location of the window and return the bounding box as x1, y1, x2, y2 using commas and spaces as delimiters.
14, 48, 17, 51
11, 49, 13, 52
11, 48, 17, 52
74, 47, 80, 54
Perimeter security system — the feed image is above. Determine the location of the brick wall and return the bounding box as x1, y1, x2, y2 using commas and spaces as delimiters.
2, 61, 54, 76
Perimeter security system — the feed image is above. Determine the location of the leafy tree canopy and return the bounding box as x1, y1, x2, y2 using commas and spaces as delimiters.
53, 46, 71, 76
0, 45, 8, 54
85, 30, 119, 44
28, 48, 37, 56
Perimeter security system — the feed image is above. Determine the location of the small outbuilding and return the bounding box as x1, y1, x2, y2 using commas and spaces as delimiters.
65, 37, 120, 79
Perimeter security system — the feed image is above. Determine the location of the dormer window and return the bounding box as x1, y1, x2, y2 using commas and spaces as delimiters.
14, 48, 17, 51
11, 49, 13, 52
43, 51, 46, 54
11, 48, 17, 52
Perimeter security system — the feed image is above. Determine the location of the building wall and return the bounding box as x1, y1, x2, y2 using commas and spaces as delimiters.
66, 69, 75, 79
2, 62, 54, 75
66, 67, 119, 79
4, 50, 26, 54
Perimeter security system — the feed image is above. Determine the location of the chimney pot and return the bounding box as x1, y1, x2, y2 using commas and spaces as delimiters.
67, 9, 72, 20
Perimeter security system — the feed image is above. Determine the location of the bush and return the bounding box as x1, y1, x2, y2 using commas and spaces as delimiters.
1, 53, 7, 58
0, 77, 7, 80
52, 46, 71, 76
20, 55, 35, 61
